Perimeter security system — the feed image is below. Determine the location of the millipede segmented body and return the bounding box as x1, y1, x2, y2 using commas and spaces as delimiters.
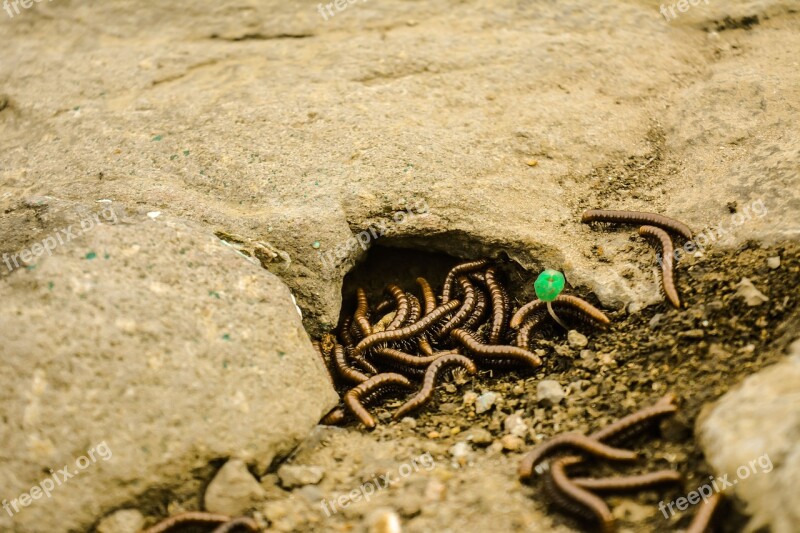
515, 313, 548, 349
571, 470, 682, 492
548, 456, 615, 533
320, 406, 347, 425
416, 277, 437, 315
462, 287, 488, 331
517, 432, 638, 481
510, 295, 610, 329
393, 354, 477, 419
354, 287, 373, 337
589, 393, 677, 445
685, 492, 722, 533
405, 293, 422, 325
581, 209, 692, 240
333, 343, 371, 384
384, 285, 409, 331
484, 267, 507, 344
441, 259, 490, 303
639, 225, 681, 308
344, 373, 414, 429
211, 517, 261, 533
436, 277, 477, 339
451, 328, 542, 369
352, 299, 461, 358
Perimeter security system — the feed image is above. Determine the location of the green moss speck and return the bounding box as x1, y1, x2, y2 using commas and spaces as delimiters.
85, 252, 97, 260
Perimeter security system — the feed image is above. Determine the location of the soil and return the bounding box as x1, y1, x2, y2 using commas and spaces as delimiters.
275, 240, 800, 533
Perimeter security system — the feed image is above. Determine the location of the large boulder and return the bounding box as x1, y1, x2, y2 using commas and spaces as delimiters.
0, 199, 338, 533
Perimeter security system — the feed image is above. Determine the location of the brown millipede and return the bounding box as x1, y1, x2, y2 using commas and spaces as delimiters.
571, 470, 682, 492
589, 393, 678, 444
393, 354, 477, 419
441, 259, 490, 303
352, 299, 461, 358
484, 267, 507, 344
333, 343, 371, 384
436, 277, 477, 339
510, 295, 610, 329
416, 277, 437, 315
344, 372, 414, 429
354, 287, 373, 337
405, 293, 422, 325
210, 517, 261, 533
684, 492, 722, 533
462, 286, 488, 331
581, 209, 692, 240
548, 456, 615, 533
515, 313, 548, 349
450, 328, 542, 369
517, 432, 638, 481
371, 347, 444, 370
142, 512, 233, 533
384, 285, 409, 330
320, 406, 347, 426
639, 225, 681, 308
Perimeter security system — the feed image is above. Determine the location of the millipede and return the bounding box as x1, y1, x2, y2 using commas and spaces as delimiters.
142, 512, 246, 533
450, 328, 542, 369
344, 373, 414, 429
639, 225, 681, 308
435, 276, 477, 340
384, 284, 409, 331
354, 287, 373, 337
547, 456, 616, 533
441, 258, 490, 303
571, 470, 682, 492
333, 343, 371, 384
484, 267, 507, 344
581, 209, 693, 240
393, 353, 477, 419
416, 277, 437, 315
510, 295, 610, 329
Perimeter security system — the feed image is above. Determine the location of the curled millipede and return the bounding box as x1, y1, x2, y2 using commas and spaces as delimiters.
339, 315, 357, 349
450, 328, 542, 369
352, 299, 461, 358
581, 209, 692, 240
484, 267, 507, 344
416, 277, 437, 315
436, 277, 477, 339
384, 285, 410, 330
515, 313, 548, 349
462, 287, 488, 331
320, 406, 347, 426
441, 259, 490, 303
374, 298, 394, 315
354, 288, 373, 337
517, 432, 638, 481
142, 512, 236, 533
548, 456, 615, 533
393, 354, 477, 419
405, 293, 422, 325
639, 225, 681, 308
344, 372, 414, 429
685, 492, 722, 533
371, 347, 444, 370
211, 517, 261, 533
510, 295, 610, 329
571, 470, 682, 492
589, 393, 677, 444
333, 343, 371, 384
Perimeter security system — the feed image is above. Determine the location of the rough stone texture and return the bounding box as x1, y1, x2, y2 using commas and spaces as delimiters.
277, 464, 325, 489
1, 1, 798, 338
697, 339, 800, 533
95, 509, 145, 533
204, 459, 268, 516
0, 201, 337, 533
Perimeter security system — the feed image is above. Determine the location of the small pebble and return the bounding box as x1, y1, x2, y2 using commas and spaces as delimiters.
503, 413, 528, 438
400, 417, 417, 429
277, 465, 325, 488
767, 256, 781, 269
462, 391, 478, 407
96, 509, 145, 533
678, 329, 705, 340
500, 434, 525, 452
567, 330, 588, 348
649, 313, 664, 329
475, 391, 499, 414
537, 380, 565, 406
735, 277, 769, 306
205, 459, 267, 516
427, 431, 440, 439
366, 508, 402, 533
466, 427, 493, 446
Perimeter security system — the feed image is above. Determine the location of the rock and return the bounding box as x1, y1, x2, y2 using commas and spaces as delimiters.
678, 329, 705, 340
735, 277, 769, 306
465, 427, 493, 446
365, 508, 403, 533
475, 392, 499, 414
707, 343, 731, 360
503, 413, 528, 438
767, 256, 781, 269
462, 391, 478, 407
449, 441, 472, 460
500, 435, 525, 452
567, 330, 588, 348
696, 339, 800, 533
295, 484, 324, 504
0, 208, 337, 533
204, 459, 268, 516
95, 509, 145, 533
399, 417, 417, 429
649, 313, 665, 329
536, 380, 565, 406
277, 465, 325, 489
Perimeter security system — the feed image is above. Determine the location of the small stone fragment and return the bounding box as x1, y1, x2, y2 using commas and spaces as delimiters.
500, 434, 525, 451
503, 413, 528, 438
204, 459, 267, 516
366, 508, 403, 533
475, 391, 499, 414
466, 427, 493, 446
277, 465, 325, 489
537, 380, 565, 406
567, 330, 588, 348
462, 391, 478, 407
678, 329, 705, 340
735, 277, 768, 306
96, 509, 145, 533
767, 256, 780, 269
